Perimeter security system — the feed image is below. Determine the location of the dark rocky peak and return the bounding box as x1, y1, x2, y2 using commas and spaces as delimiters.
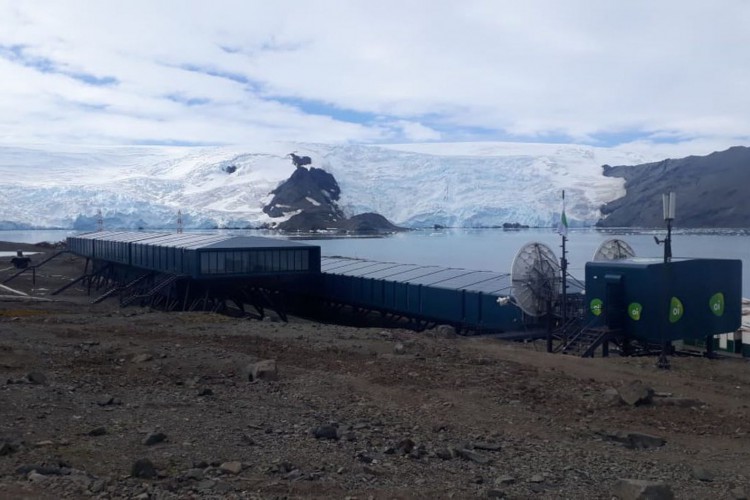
288, 152, 312, 168
263, 166, 343, 219
262, 164, 403, 233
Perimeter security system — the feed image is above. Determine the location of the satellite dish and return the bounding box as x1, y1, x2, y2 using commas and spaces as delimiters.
511, 242, 561, 317
593, 239, 636, 261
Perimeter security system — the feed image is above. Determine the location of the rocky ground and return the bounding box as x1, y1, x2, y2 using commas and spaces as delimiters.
1, 243, 750, 499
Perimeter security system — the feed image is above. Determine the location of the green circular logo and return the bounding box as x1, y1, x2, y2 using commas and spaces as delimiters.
628, 302, 643, 321
709, 292, 725, 317
590, 298, 603, 316
669, 296, 684, 323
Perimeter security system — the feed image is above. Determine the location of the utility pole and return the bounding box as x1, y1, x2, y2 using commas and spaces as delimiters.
657, 192, 676, 369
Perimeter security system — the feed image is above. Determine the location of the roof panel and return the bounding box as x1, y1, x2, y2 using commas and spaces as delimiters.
201, 236, 315, 250
359, 264, 421, 278
320, 256, 514, 296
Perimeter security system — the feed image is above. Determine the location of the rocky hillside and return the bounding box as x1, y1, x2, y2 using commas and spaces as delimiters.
597, 146, 750, 228
263, 160, 402, 233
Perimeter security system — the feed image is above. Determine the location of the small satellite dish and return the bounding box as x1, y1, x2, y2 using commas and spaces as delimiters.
511, 242, 561, 317
593, 239, 636, 261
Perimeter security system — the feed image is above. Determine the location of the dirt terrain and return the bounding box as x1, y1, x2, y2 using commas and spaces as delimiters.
1, 243, 750, 499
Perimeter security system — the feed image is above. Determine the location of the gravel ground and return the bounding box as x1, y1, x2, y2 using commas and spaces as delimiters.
1, 243, 750, 499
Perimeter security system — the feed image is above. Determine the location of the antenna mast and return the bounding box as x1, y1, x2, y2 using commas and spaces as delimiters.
559, 191, 568, 328
177, 209, 183, 234
96, 209, 104, 232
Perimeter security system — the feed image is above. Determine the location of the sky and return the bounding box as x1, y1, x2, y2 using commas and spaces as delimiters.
1, 0, 749, 155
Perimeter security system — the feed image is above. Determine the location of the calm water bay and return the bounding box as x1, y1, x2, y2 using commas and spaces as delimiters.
2, 227, 748, 295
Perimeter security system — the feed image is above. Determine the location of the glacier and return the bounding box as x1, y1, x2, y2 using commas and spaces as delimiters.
0, 141, 667, 230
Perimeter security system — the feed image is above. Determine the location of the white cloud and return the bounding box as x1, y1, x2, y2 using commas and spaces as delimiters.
0, 0, 749, 152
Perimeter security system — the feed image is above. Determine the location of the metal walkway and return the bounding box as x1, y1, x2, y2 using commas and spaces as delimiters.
314, 256, 528, 334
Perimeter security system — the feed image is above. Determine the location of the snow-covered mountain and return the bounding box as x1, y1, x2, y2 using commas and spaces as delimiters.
0, 142, 666, 230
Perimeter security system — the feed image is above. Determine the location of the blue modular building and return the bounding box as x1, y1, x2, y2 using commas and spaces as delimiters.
584, 258, 742, 344
67, 231, 320, 278
64, 231, 532, 333
314, 256, 527, 333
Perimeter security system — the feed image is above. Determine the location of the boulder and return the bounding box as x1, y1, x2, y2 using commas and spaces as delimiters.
243, 359, 278, 382
220, 461, 243, 475
143, 432, 167, 446
433, 324, 457, 339
131, 458, 157, 479
312, 425, 339, 440
612, 479, 674, 500
690, 466, 714, 482
618, 380, 654, 406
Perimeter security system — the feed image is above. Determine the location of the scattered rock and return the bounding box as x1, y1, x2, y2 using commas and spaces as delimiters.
196, 479, 217, 491
494, 475, 515, 486
197, 388, 213, 397
243, 359, 278, 382
690, 466, 714, 482
16, 464, 62, 476
0, 440, 20, 456
433, 324, 457, 339
88, 426, 107, 437
529, 474, 545, 483
131, 353, 153, 363
27, 471, 48, 483
393, 343, 407, 355
730, 487, 748, 499
26, 372, 47, 385
612, 478, 674, 500
313, 425, 339, 440
601, 431, 666, 450
183, 468, 205, 481
131, 458, 157, 479
602, 387, 622, 405
241, 434, 256, 445
473, 442, 502, 452
487, 489, 505, 498
220, 461, 243, 475
654, 397, 704, 408
97, 394, 119, 406
356, 452, 375, 464
435, 448, 453, 460
143, 432, 167, 446
618, 380, 654, 406
89, 478, 107, 493
397, 438, 415, 454
455, 448, 492, 465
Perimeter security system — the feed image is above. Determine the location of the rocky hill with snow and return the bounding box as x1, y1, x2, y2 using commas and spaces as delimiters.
0, 141, 693, 230
597, 146, 750, 228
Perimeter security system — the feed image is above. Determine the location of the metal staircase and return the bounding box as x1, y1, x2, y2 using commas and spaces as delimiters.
120, 273, 180, 307
91, 272, 153, 304
560, 326, 619, 357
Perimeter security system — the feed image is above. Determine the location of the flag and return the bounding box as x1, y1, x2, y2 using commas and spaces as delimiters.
556, 191, 568, 236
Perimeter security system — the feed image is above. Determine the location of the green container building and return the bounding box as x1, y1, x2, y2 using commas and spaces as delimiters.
585, 258, 742, 343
